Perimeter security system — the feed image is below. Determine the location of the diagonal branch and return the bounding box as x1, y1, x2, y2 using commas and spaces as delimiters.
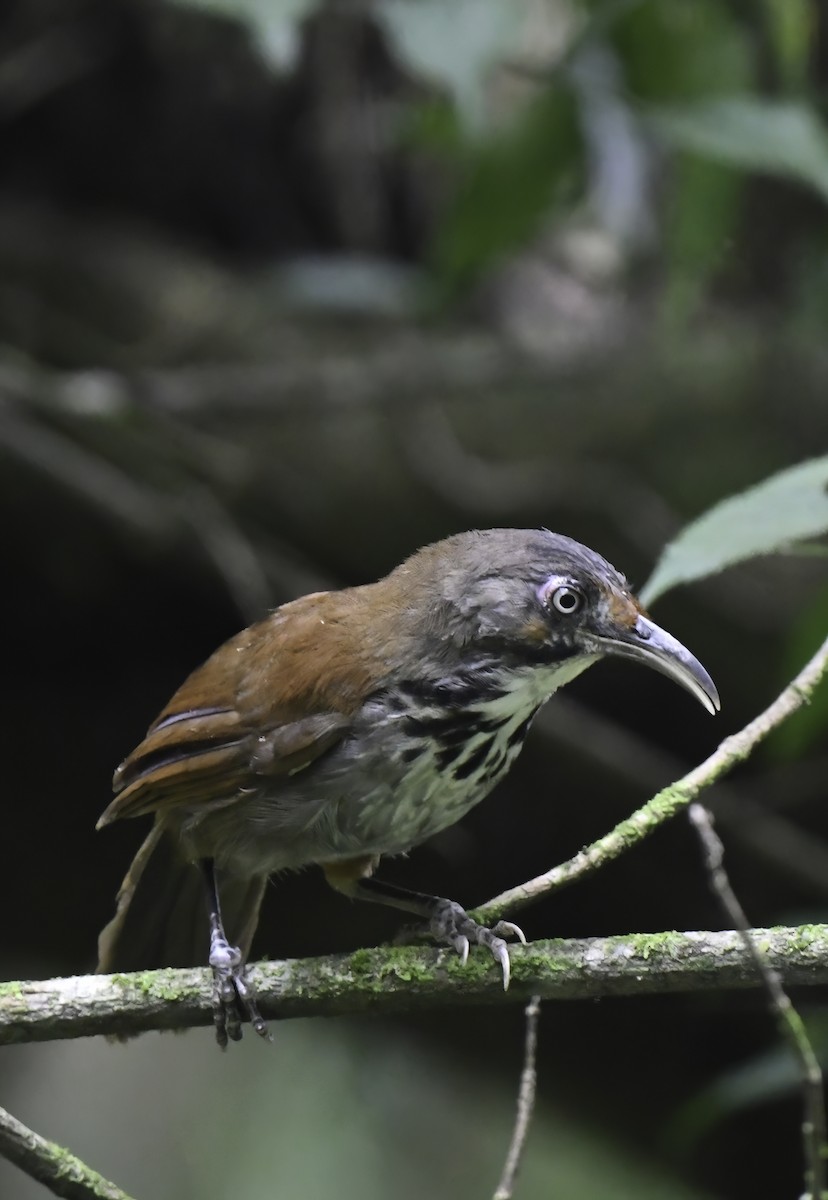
0, 1103, 135, 1200
475, 632, 828, 925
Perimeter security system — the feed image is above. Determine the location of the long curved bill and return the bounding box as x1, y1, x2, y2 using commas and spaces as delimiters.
597, 615, 720, 715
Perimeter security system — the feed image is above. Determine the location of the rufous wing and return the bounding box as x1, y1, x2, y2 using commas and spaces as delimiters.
96, 594, 378, 828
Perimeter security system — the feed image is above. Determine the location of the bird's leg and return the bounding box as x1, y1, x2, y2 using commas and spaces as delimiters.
200, 859, 269, 1048
324, 862, 525, 990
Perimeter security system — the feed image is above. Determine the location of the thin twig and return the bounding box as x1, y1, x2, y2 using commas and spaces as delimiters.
540, 697, 828, 895
475, 632, 828, 926
493, 996, 542, 1200
688, 803, 828, 1200
0, 1103, 135, 1200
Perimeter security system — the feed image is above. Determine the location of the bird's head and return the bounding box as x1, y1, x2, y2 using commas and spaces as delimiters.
396, 528, 719, 714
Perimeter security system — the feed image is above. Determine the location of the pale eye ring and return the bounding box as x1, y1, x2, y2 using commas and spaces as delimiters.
550, 584, 584, 615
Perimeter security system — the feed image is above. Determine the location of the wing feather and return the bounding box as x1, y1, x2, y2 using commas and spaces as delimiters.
97, 593, 374, 828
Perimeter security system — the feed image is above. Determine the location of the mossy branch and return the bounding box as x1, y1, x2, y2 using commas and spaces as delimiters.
3, 924, 828, 1045
0, 1103, 135, 1200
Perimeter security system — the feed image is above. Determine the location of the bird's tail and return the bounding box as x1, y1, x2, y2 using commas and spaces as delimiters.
97, 822, 266, 972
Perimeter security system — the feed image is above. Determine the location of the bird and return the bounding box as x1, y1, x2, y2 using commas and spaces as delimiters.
96, 528, 719, 1046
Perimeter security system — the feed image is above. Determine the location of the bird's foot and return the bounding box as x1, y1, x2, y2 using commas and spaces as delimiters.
208, 933, 270, 1049
428, 899, 526, 990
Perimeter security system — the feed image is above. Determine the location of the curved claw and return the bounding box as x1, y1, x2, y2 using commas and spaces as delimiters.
452, 935, 470, 966
492, 940, 511, 990
428, 898, 526, 988
493, 920, 526, 945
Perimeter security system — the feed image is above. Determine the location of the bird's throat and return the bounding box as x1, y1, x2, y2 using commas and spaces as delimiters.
472, 653, 599, 721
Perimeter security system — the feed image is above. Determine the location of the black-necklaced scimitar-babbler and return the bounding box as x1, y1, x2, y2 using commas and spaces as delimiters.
97, 529, 719, 1046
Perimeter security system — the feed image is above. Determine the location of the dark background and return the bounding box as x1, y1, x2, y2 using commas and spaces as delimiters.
2, 2, 828, 1198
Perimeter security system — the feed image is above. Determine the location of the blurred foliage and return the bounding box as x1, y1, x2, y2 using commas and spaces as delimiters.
649, 99, 828, 203
660, 154, 742, 322
158, 0, 828, 314
423, 85, 583, 300
667, 1009, 828, 1154
611, 0, 755, 100
1, 1024, 714, 1200
411, 0, 828, 311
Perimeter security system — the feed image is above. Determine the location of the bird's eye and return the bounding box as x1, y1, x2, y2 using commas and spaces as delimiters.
549, 585, 584, 615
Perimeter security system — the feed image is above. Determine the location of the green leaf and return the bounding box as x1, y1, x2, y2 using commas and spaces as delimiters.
641, 456, 828, 604
611, 0, 754, 102
661, 153, 743, 323
761, 0, 812, 91
429, 82, 581, 299
646, 98, 828, 204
